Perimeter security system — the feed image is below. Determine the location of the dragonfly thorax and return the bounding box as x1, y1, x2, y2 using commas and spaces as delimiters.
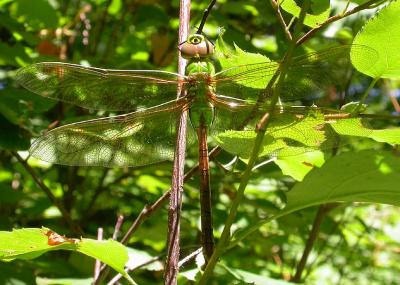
187, 72, 215, 129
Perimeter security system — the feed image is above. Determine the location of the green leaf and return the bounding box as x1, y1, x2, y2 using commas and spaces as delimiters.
216, 110, 333, 159
223, 265, 299, 285
274, 150, 325, 181
0, 228, 136, 285
216, 34, 272, 89
285, 150, 400, 211
216, 109, 399, 180
331, 118, 400, 144
280, 0, 330, 28
108, 0, 121, 15
351, 1, 400, 79
232, 150, 400, 244
11, 0, 58, 29
0, 114, 30, 151
0, 42, 28, 65
370, 128, 400, 144
0, 0, 13, 7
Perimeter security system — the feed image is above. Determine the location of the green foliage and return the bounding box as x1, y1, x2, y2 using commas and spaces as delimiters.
0, 228, 135, 284
0, 0, 399, 284
285, 150, 400, 211
352, 0, 400, 79
280, 0, 331, 28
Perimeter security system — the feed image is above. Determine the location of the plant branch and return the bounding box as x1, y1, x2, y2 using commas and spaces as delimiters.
292, 203, 339, 283
196, 0, 217, 34
12, 151, 83, 235
93, 227, 103, 281
296, 0, 382, 46
164, 1, 190, 282
178, 247, 202, 268
270, 0, 292, 41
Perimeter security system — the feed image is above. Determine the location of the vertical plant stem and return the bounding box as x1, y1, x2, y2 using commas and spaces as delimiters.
292, 203, 338, 283
354, 77, 378, 113
164, 0, 190, 284
198, 1, 311, 283
196, 0, 217, 34
93, 227, 103, 281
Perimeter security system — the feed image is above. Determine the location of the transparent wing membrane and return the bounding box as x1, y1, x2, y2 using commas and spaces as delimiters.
211, 101, 376, 158
214, 45, 378, 103
15, 62, 186, 111
17, 44, 383, 167
30, 100, 194, 167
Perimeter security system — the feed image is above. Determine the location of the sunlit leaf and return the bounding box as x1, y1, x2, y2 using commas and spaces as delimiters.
285, 150, 400, 211
0, 228, 135, 285
280, 0, 330, 28
351, 1, 400, 79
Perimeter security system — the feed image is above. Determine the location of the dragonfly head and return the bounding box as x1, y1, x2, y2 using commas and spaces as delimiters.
179, 34, 214, 59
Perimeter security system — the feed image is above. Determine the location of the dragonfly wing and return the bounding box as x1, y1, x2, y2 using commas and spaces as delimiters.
214, 45, 377, 102
30, 99, 195, 167
211, 99, 375, 158
15, 62, 187, 111
214, 61, 276, 102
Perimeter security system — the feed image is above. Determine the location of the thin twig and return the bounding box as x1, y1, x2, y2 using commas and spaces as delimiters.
292, 203, 338, 283
94, 215, 125, 284
303, 205, 349, 279
94, 228, 103, 281
270, 0, 292, 41
178, 247, 202, 268
164, 1, 190, 283
296, 0, 382, 46
112, 215, 124, 240
108, 255, 163, 285
196, 0, 217, 34
12, 151, 83, 235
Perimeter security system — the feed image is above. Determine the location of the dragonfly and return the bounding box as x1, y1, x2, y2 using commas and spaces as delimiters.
15, 33, 379, 261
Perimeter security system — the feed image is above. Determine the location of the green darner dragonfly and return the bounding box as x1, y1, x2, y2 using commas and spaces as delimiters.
15, 33, 379, 261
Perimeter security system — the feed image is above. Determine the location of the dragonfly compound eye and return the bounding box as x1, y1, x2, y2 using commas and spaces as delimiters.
189, 34, 204, 44
179, 34, 214, 59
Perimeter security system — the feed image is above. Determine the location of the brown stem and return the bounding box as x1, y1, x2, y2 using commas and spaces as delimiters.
12, 152, 83, 235
164, 1, 190, 283
112, 215, 124, 240
292, 203, 338, 283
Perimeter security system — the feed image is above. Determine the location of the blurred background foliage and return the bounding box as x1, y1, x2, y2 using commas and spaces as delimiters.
0, 0, 399, 284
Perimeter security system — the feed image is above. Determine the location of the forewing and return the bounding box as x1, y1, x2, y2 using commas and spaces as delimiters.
30, 100, 194, 167
214, 45, 377, 103
15, 62, 186, 111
